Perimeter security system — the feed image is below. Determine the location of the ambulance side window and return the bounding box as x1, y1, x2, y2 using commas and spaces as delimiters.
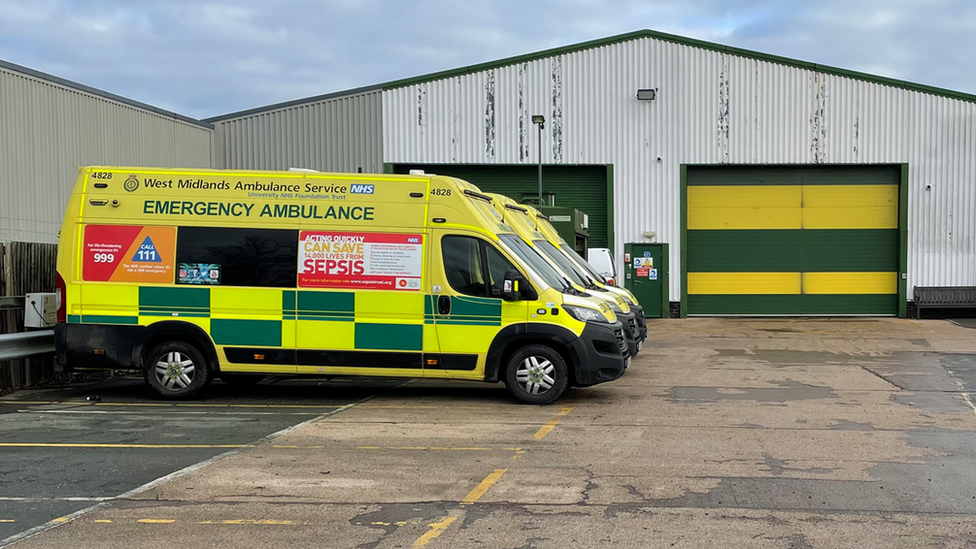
442, 236, 521, 299
176, 227, 298, 288
485, 245, 518, 298
442, 236, 487, 297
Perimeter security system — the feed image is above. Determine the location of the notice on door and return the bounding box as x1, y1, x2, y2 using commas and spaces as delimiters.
82, 225, 176, 283
299, 231, 423, 290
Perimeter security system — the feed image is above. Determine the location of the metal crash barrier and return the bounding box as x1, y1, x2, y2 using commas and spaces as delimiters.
0, 330, 55, 361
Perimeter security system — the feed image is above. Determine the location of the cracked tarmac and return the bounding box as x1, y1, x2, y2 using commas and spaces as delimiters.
5, 318, 976, 547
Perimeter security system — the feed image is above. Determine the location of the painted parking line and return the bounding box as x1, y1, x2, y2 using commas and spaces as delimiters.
460, 469, 508, 506
533, 407, 574, 439
0, 443, 253, 449
0, 392, 384, 548
412, 515, 457, 548
0, 401, 495, 410
0, 401, 347, 410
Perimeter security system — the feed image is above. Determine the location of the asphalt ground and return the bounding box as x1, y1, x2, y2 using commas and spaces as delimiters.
0, 376, 403, 544
5, 318, 976, 547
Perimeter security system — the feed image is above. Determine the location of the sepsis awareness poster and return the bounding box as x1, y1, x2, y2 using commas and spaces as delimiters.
82, 225, 176, 283
299, 231, 423, 290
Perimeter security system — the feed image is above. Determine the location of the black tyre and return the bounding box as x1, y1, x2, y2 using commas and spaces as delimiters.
220, 374, 264, 387
503, 344, 569, 405
144, 341, 210, 399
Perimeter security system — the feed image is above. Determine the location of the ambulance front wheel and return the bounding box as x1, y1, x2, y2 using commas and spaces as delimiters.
144, 340, 210, 399
504, 344, 569, 405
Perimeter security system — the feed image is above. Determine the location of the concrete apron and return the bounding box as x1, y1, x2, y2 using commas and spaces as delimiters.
12, 318, 976, 549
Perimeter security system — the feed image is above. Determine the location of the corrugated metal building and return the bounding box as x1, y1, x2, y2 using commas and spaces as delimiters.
209, 30, 976, 317
208, 87, 383, 174
0, 60, 214, 244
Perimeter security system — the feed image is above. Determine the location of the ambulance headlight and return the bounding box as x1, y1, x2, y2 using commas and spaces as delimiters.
621, 294, 635, 306
607, 300, 622, 313
562, 305, 609, 323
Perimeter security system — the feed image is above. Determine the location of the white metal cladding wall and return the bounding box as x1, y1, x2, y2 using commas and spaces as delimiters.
213, 90, 383, 174
383, 36, 976, 301
0, 65, 213, 244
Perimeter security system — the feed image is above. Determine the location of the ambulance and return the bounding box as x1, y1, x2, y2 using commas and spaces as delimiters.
523, 204, 648, 342
54, 167, 629, 404
487, 194, 645, 357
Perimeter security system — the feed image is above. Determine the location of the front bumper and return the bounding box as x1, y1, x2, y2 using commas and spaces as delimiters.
569, 320, 627, 386
618, 311, 640, 358
631, 305, 648, 341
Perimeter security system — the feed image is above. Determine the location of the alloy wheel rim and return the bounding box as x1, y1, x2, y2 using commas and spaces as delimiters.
515, 356, 555, 395
154, 351, 196, 390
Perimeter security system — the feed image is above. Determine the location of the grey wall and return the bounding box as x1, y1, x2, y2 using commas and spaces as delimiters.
210, 89, 383, 174
0, 62, 214, 244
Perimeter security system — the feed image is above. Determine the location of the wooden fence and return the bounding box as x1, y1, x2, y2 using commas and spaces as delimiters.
1, 241, 59, 391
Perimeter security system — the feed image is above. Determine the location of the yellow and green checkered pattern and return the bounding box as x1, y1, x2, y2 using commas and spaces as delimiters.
686, 166, 900, 315
68, 286, 503, 354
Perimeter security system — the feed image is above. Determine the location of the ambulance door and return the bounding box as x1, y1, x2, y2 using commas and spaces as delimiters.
428, 230, 529, 379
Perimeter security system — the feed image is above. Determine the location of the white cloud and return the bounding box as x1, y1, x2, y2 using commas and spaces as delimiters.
0, 0, 972, 118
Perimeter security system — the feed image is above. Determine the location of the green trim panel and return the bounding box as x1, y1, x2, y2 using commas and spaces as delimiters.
298, 291, 355, 313
67, 315, 81, 324
449, 296, 501, 318
381, 30, 976, 104
211, 319, 282, 347
81, 315, 139, 325
355, 323, 423, 351
688, 295, 897, 315
139, 287, 210, 312
687, 165, 900, 186
687, 229, 898, 272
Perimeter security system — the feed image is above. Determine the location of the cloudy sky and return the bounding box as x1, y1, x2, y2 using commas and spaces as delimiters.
0, 0, 973, 119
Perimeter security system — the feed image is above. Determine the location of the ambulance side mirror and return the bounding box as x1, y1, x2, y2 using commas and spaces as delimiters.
502, 269, 529, 302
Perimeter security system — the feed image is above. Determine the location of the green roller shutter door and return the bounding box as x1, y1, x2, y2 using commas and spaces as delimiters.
393, 164, 610, 248
686, 165, 900, 316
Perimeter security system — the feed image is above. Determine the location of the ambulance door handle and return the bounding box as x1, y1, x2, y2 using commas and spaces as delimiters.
437, 295, 451, 315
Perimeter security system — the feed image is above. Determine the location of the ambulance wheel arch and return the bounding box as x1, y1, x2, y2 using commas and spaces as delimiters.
483, 323, 581, 384
141, 321, 221, 375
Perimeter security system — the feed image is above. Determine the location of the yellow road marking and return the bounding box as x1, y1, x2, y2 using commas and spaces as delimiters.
0, 401, 344, 409
0, 443, 251, 449
0, 401, 493, 410
412, 515, 457, 548
534, 407, 574, 440
137, 519, 176, 524
355, 446, 505, 451
94, 520, 111, 523
51, 518, 69, 523
0, 520, 14, 523
461, 469, 508, 506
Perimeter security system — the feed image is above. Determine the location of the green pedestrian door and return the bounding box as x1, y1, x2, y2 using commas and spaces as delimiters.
624, 243, 669, 319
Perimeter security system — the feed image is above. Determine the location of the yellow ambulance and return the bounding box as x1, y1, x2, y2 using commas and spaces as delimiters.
486, 194, 645, 357
54, 167, 629, 404
522, 204, 648, 342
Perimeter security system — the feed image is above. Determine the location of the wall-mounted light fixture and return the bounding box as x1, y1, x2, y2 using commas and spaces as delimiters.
636, 89, 657, 101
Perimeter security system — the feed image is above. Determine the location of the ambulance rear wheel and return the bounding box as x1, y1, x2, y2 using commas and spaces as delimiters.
144, 341, 210, 399
504, 344, 568, 405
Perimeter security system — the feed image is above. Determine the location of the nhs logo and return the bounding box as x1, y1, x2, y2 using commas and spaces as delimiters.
350, 184, 375, 194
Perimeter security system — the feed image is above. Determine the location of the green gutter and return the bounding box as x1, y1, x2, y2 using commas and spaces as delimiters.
381, 29, 976, 104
